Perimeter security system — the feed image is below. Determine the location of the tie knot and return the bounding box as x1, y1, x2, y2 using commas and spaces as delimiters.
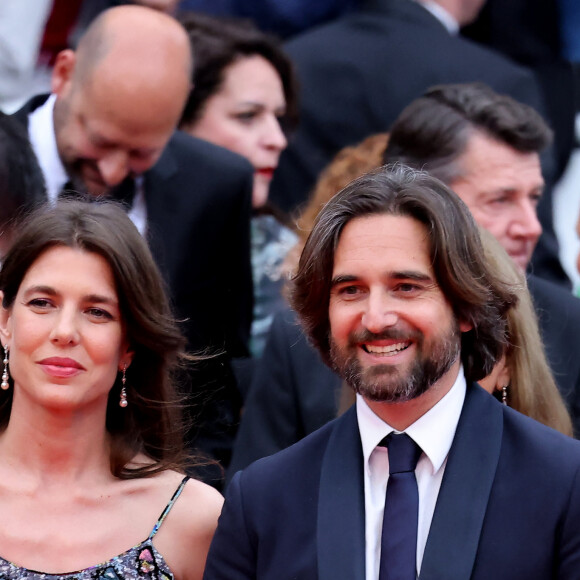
382, 433, 421, 474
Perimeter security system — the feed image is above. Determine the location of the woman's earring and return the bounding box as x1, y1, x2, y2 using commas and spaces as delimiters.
1, 346, 9, 390
501, 384, 508, 406
119, 364, 128, 408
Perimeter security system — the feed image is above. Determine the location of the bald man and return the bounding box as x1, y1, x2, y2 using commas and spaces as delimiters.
12, 5, 254, 481
49, 6, 192, 197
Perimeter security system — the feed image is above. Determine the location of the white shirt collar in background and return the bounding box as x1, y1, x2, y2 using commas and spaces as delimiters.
28, 94, 67, 202
414, 0, 459, 34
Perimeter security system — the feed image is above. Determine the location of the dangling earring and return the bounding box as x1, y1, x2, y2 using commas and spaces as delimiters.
501, 384, 508, 406
1, 346, 9, 390
119, 364, 128, 408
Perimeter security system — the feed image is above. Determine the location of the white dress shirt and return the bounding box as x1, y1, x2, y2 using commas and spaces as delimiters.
357, 368, 466, 580
28, 94, 68, 203
27, 94, 148, 235
414, 0, 460, 34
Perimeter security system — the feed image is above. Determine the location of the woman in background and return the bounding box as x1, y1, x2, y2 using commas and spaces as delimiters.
179, 12, 299, 358
478, 228, 573, 434
0, 201, 222, 579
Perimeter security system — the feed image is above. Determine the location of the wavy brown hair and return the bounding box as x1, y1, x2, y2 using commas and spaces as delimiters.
290, 164, 518, 383
0, 201, 191, 478
480, 229, 573, 435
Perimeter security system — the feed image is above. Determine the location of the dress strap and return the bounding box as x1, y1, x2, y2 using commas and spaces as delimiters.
148, 476, 190, 539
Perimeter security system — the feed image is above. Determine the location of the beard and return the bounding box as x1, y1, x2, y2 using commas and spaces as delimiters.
329, 322, 461, 403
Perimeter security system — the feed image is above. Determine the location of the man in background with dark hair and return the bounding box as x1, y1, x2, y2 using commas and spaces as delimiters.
204, 165, 580, 580
383, 82, 580, 435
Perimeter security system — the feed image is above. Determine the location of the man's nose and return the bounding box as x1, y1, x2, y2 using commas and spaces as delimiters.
511, 200, 542, 242
97, 151, 130, 187
361, 291, 398, 334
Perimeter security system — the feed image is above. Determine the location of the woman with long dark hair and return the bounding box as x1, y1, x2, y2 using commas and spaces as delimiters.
0, 201, 222, 579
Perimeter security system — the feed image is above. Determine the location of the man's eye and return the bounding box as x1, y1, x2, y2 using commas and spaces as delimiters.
396, 283, 420, 293
27, 298, 52, 309
335, 285, 362, 298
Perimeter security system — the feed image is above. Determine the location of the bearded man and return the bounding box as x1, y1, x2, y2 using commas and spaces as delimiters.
204, 165, 580, 580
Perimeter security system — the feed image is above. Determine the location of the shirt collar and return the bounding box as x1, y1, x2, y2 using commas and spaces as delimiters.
27, 94, 68, 203
357, 366, 466, 474
413, 0, 459, 34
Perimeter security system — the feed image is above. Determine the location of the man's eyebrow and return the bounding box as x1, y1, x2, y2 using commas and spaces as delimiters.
483, 184, 545, 196
391, 271, 433, 282
330, 271, 433, 287
330, 274, 358, 288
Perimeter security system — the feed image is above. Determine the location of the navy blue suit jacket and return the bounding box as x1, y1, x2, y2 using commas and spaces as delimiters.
204, 383, 580, 579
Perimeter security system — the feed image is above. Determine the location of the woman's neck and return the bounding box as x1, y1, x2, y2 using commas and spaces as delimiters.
0, 395, 113, 488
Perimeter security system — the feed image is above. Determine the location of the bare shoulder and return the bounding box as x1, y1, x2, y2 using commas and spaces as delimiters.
152, 471, 224, 580
174, 476, 224, 533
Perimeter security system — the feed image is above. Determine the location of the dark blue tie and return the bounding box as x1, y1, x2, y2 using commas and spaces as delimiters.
379, 432, 422, 580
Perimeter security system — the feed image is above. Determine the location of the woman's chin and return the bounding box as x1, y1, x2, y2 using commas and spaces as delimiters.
252, 175, 272, 209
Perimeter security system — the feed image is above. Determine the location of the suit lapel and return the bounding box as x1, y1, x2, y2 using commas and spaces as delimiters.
318, 407, 366, 580
419, 384, 503, 579
12, 94, 51, 128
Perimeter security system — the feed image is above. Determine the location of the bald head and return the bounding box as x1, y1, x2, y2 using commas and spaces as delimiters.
51, 5, 193, 196
75, 6, 191, 86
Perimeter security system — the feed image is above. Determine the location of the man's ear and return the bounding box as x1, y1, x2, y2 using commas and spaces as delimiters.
0, 292, 12, 348
459, 319, 473, 333
51, 49, 76, 96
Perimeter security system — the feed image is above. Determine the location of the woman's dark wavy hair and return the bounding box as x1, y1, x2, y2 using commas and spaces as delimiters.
290, 164, 518, 382
178, 11, 298, 130
0, 200, 190, 478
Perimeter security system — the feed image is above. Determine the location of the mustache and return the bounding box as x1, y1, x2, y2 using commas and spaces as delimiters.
348, 327, 421, 344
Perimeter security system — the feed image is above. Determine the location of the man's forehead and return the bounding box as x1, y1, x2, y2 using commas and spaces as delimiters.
458, 132, 542, 176
333, 214, 432, 269
451, 133, 544, 196
79, 110, 166, 154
